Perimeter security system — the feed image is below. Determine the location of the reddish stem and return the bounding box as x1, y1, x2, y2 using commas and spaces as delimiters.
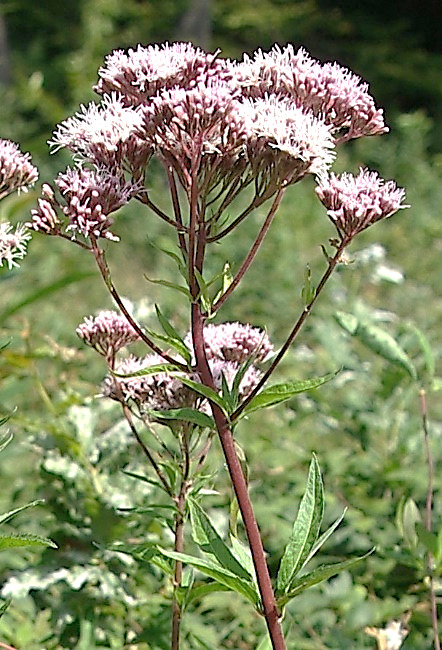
232, 238, 349, 421
90, 238, 187, 371
212, 188, 286, 312
191, 301, 286, 650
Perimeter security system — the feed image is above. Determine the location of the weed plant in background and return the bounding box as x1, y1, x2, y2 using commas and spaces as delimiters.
0, 43, 440, 649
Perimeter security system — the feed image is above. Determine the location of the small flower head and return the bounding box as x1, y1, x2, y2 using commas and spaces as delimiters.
50, 94, 150, 172
28, 184, 62, 236
186, 322, 273, 365
239, 95, 335, 181
76, 310, 140, 361
0, 222, 32, 269
55, 166, 138, 241
209, 358, 261, 398
95, 42, 232, 105
235, 45, 388, 142
315, 168, 408, 239
138, 82, 247, 181
0, 140, 38, 199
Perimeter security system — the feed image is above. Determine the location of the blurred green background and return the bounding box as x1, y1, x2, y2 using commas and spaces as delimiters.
0, 1, 441, 648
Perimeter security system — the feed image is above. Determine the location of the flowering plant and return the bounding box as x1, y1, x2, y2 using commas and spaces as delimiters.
28, 42, 407, 649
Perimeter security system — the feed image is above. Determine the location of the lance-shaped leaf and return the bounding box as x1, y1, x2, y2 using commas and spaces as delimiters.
276, 455, 324, 594
150, 407, 215, 429
156, 547, 260, 607
189, 500, 253, 581
178, 376, 229, 413
303, 509, 347, 567
154, 304, 192, 364
277, 549, 375, 608
335, 311, 416, 379
0, 429, 13, 452
0, 533, 57, 550
240, 371, 338, 418
113, 362, 180, 378
0, 499, 45, 526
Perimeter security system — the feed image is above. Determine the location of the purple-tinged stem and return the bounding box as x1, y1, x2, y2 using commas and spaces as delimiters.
207, 191, 267, 243
136, 192, 181, 228
121, 402, 173, 498
191, 301, 286, 650
212, 187, 286, 312
90, 238, 187, 371
232, 237, 350, 421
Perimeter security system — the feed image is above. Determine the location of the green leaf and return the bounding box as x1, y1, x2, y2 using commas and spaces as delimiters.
432, 377, 442, 392
0, 339, 11, 353
146, 236, 187, 278
0, 499, 45, 526
144, 274, 191, 298
229, 534, 255, 581
0, 271, 95, 321
406, 323, 435, 379
183, 581, 230, 607
241, 371, 338, 418
276, 456, 324, 594
335, 312, 417, 379
303, 509, 347, 567
0, 429, 13, 452
401, 498, 421, 550
178, 376, 229, 413
0, 598, 10, 618
277, 549, 374, 607
0, 533, 57, 550
121, 469, 163, 489
301, 265, 316, 305
156, 547, 260, 607
334, 311, 358, 335
150, 407, 215, 429
112, 362, 179, 378
154, 305, 192, 364
189, 500, 253, 581
213, 262, 233, 304
415, 523, 439, 558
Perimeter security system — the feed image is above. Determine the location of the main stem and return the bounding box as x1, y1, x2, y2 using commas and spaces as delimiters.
191, 302, 286, 650
186, 156, 285, 649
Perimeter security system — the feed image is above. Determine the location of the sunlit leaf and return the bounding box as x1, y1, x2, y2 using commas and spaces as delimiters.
0, 499, 45, 526
277, 549, 375, 607
0, 533, 57, 550
189, 499, 253, 581
335, 312, 417, 379
156, 547, 260, 607
276, 455, 324, 594
241, 371, 338, 418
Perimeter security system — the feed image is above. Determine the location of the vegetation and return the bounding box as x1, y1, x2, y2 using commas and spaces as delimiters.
0, 2, 440, 649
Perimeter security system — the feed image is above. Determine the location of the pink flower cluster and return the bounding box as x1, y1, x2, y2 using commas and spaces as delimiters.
29, 41, 395, 243
0, 139, 38, 269
76, 310, 141, 362
234, 45, 388, 143
315, 169, 407, 239
77, 312, 272, 418
0, 139, 38, 200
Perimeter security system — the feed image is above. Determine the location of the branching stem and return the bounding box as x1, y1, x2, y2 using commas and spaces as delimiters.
232, 237, 349, 421
420, 388, 440, 650
212, 187, 286, 312
90, 238, 187, 371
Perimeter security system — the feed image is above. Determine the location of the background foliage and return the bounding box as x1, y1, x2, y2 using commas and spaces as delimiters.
0, 1, 441, 648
